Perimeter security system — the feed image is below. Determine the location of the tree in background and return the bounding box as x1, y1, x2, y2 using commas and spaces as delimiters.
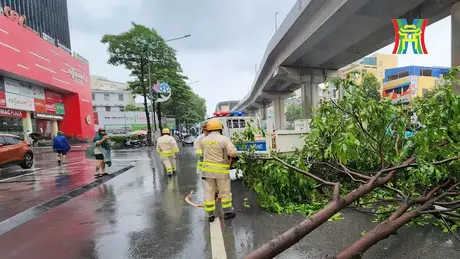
361, 72, 382, 101
285, 103, 302, 129
101, 22, 178, 141
124, 104, 143, 111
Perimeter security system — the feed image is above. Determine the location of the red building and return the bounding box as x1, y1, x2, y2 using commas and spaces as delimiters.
0, 11, 94, 139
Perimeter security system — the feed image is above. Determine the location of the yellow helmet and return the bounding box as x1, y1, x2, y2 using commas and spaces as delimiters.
206, 119, 223, 131
162, 128, 171, 134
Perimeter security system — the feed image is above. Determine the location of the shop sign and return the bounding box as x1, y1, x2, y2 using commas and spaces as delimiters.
0, 91, 5, 107
0, 5, 38, 35
72, 51, 89, 64
34, 98, 46, 113
3, 77, 45, 100
41, 32, 55, 45
67, 67, 87, 83
33, 112, 63, 121
57, 41, 71, 54
0, 108, 23, 118
5, 92, 34, 111
55, 103, 65, 115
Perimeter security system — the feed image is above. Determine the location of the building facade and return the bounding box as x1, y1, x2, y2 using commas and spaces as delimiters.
0, 0, 72, 50
340, 53, 398, 85
91, 76, 134, 112
92, 90, 134, 112
382, 66, 450, 104
0, 9, 93, 139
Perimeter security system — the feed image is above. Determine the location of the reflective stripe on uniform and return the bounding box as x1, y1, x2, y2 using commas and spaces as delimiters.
221, 197, 232, 209
173, 147, 179, 153
198, 161, 230, 174
196, 149, 203, 156
159, 150, 174, 157
166, 166, 174, 172
204, 201, 216, 212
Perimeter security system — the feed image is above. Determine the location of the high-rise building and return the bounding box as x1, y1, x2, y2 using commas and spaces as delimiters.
383, 66, 450, 104
0, 2, 92, 139
0, 0, 71, 50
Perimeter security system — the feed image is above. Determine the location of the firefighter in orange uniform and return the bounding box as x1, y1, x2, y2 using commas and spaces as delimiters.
197, 119, 238, 222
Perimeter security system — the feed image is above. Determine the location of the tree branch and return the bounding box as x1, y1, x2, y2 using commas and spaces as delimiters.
272, 156, 341, 202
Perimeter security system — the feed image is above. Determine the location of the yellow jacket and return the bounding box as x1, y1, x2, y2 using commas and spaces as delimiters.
156, 135, 179, 157
197, 131, 238, 179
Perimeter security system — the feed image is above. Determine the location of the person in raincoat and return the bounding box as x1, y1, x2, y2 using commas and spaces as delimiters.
156, 128, 179, 176
93, 128, 112, 177
52, 131, 71, 166
197, 119, 238, 222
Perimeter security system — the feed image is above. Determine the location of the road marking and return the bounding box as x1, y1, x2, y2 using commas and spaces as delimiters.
210, 218, 227, 259
0, 161, 86, 183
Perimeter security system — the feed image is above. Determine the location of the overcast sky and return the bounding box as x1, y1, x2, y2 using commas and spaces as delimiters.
67, 0, 451, 115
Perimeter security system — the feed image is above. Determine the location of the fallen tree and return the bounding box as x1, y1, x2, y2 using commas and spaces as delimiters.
234, 70, 460, 258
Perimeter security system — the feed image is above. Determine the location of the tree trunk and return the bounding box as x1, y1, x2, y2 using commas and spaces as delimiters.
140, 62, 152, 144
335, 198, 434, 258
245, 158, 415, 259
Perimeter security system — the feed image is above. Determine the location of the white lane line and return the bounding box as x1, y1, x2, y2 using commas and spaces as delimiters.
210, 218, 227, 259
0, 161, 86, 183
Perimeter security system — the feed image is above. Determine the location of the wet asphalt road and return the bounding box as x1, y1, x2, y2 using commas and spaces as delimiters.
0, 147, 459, 259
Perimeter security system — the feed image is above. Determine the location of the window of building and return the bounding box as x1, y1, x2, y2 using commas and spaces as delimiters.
420, 69, 432, 77
92, 93, 95, 100
118, 94, 124, 101
104, 94, 110, 101
120, 106, 125, 112
388, 74, 399, 81
398, 70, 409, 78
0, 117, 24, 137
239, 120, 246, 128
105, 106, 111, 111
227, 120, 232, 129
232, 120, 239, 128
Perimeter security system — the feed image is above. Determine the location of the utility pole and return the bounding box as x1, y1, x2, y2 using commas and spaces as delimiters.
148, 63, 157, 131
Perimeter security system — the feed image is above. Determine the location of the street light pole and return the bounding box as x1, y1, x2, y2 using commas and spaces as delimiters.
148, 63, 157, 132
275, 12, 279, 31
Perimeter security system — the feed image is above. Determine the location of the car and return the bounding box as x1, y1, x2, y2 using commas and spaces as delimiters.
182, 135, 195, 147
0, 134, 34, 169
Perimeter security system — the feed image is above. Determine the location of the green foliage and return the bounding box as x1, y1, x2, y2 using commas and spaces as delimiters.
101, 22, 206, 129
235, 68, 460, 232
285, 103, 302, 129
124, 104, 144, 111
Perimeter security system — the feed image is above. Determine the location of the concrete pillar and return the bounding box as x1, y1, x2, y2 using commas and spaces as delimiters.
301, 81, 319, 119
273, 97, 285, 130
22, 112, 33, 133
452, 2, 460, 93
51, 120, 58, 136
260, 103, 267, 120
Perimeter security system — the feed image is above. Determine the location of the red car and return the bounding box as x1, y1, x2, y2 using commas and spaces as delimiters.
0, 134, 34, 169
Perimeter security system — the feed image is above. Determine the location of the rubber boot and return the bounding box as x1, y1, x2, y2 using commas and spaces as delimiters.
208, 215, 216, 223
224, 211, 236, 220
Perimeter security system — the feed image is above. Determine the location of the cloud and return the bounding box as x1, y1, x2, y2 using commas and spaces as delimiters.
68, 0, 296, 115
68, 0, 451, 117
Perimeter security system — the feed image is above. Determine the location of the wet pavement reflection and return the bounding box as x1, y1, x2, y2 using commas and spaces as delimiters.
0, 147, 459, 259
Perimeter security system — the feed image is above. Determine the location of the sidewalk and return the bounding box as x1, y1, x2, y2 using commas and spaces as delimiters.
32, 144, 90, 154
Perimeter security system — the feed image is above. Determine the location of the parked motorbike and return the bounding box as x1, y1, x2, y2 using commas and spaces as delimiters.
122, 139, 141, 149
